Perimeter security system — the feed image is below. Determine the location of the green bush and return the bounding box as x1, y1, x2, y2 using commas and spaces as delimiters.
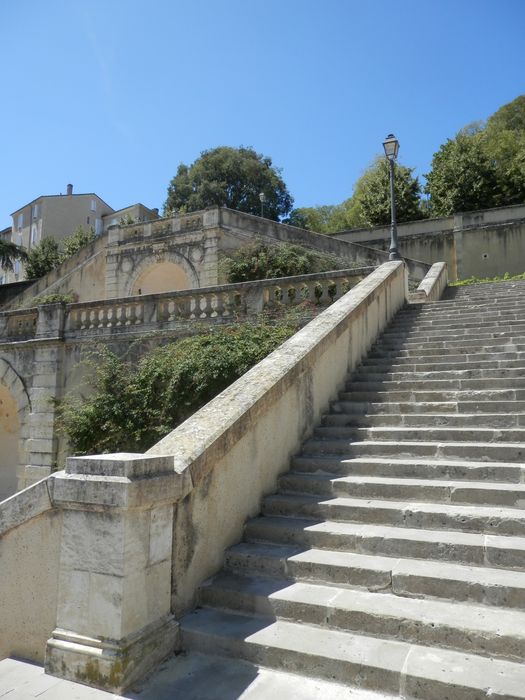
450, 271, 525, 286
222, 240, 350, 283
32, 292, 75, 305
58, 319, 299, 456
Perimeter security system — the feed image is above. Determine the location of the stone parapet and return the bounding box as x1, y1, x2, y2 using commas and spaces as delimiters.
45, 453, 189, 693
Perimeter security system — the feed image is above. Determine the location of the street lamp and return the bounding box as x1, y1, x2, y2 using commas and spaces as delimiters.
259, 192, 266, 218
382, 133, 401, 261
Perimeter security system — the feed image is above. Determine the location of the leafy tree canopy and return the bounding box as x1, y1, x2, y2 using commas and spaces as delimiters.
0, 238, 27, 272
25, 238, 61, 279
426, 94, 525, 215
164, 146, 294, 220
351, 158, 425, 227
222, 240, 349, 283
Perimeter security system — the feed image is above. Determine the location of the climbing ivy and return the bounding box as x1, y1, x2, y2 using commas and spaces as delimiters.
57, 318, 299, 456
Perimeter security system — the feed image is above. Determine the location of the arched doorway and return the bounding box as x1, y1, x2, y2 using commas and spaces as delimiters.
0, 383, 20, 500
131, 261, 192, 295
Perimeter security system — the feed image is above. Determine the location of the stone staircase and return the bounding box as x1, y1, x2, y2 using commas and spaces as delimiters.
179, 281, 525, 698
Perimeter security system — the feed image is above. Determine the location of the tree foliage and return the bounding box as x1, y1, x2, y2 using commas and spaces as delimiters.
165, 146, 294, 220
351, 158, 425, 226
61, 225, 96, 259
426, 94, 525, 215
58, 321, 299, 455
0, 239, 27, 272
25, 238, 61, 279
222, 240, 349, 283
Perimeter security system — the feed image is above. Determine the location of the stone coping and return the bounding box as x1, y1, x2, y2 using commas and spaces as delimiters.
147, 261, 405, 486
411, 262, 448, 303
0, 478, 53, 535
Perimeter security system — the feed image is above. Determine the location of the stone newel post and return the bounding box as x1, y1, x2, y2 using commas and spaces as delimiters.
45, 453, 191, 693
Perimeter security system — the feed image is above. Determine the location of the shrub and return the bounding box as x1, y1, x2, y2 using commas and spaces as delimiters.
58, 318, 299, 455
222, 240, 350, 283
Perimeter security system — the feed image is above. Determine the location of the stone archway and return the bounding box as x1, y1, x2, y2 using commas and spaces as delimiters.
0, 360, 30, 500
127, 252, 199, 296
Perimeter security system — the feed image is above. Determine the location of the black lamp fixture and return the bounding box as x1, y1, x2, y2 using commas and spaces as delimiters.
382, 133, 401, 261
259, 192, 266, 218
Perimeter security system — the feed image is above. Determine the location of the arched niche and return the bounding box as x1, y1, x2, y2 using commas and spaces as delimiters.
0, 362, 30, 500
131, 260, 192, 295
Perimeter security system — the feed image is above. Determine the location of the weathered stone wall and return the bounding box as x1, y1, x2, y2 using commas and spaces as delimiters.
335, 203, 525, 281
0, 480, 61, 663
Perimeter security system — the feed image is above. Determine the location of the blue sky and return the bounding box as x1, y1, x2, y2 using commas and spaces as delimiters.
1, 0, 524, 229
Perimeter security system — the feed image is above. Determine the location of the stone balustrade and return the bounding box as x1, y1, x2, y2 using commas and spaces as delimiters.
64, 266, 374, 337
0, 309, 38, 341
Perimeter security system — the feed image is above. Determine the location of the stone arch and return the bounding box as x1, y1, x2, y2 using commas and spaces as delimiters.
126, 252, 200, 296
0, 359, 31, 500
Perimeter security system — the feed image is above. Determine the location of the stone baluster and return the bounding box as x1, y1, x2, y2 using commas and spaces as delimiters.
97, 306, 108, 329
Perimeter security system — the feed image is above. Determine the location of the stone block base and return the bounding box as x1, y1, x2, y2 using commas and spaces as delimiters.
45, 615, 179, 694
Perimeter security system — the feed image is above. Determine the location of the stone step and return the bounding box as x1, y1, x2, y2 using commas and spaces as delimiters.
375, 336, 525, 352
370, 342, 525, 358
392, 316, 525, 331
314, 424, 525, 443
381, 321, 525, 340
290, 454, 525, 482
339, 388, 525, 403
332, 399, 525, 415
199, 572, 525, 662
300, 438, 525, 463
181, 608, 525, 698
243, 516, 525, 569
346, 377, 525, 391
263, 492, 525, 536
361, 356, 525, 371
398, 303, 525, 317
225, 542, 525, 610
324, 412, 525, 429
352, 367, 525, 381
278, 472, 525, 508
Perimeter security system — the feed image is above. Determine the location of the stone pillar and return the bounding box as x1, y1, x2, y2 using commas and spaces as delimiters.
45, 453, 190, 693
23, 304, 67, 488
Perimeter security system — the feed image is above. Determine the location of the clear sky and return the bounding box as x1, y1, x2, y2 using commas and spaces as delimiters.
1, 0, 524, 229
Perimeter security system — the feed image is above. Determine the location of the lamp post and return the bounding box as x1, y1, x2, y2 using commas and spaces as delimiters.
259, 192, 266, 218
383, 133, 401, 261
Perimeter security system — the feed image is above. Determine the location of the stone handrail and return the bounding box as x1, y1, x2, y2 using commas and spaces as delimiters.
63, 266, 374, 336
410, 262, 448, 303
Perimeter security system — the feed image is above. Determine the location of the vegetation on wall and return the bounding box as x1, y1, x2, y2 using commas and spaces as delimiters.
164, 146, 294, 221
221, 240, 351, 283
450, 271, 525, 287
25, 238, 62, 279
58, 319, 299, 455
25, 226, 96, 280
0, 238, 28, 271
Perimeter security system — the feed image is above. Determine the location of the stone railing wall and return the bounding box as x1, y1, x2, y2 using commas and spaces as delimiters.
0, 267, 374, 343
65, 266, 374, 337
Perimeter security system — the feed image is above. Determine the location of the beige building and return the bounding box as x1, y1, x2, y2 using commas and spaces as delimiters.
1, 185, 158, 283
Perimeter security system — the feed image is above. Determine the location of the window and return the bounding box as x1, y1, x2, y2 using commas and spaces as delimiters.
90, 199, 97, 212
17, 213, 24, 231
32, 204, 39, 219
87, 216, 90, 225
95, 218, 103, 235
31, 224, 39, 245
14, 260, 21, 279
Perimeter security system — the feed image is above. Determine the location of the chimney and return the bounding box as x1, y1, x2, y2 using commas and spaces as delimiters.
67, 183, 73, 196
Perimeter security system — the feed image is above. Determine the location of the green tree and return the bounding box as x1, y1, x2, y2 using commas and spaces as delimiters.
164, 146, 294, 220
426, 94, 525, 215
0, 239, 27, 272
425, 132, 499, 215
223, 240, 347, 283
351, 158, 425, 226
61, 225, 96, 260
25, 237, 61, 279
